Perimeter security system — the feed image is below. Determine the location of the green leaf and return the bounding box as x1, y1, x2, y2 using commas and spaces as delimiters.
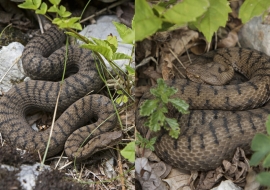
117, 90, 123, 95
169, 98, 189, 114
266, 115, 270, 135
52, 17, 62, 25
134, 0, 162, 41
169, 128, 180, 139
135, 133, 144, 145
165, 117, 180, 138
65, 31, 81, 39
120, 141, 135, 163
106, 35, 118, 53
58, 5, 71, 18
239, 0, 270, 23
49, 0, 61, 6
126, 65, 135, 75
52, 17, 82, 30
116, 94, 128, 104
149, 137, 157, 145
256, 172, 270, 186
249, 152, 266, 166
112, 53, 131, 60
35, 2, 47, 15
262, 153, 270, 168
156, 0, 178, 8
18, 0, 41, 10
152, 4, 167, 16
135, 133, 156, 151
250, 133, 270, 166
145, 137, 157, 151
165, 117, 179, 130
69, 23, 82, 31
149, 108, 166, 131
191, 0, 231, 42
81, 43, 113, 60
163, 0, 209, 25
33, 0, 41, 8
48, 5, 59, 13
140, 99, 159, 116
113, 21, 134, 44
150, 79, 177, 103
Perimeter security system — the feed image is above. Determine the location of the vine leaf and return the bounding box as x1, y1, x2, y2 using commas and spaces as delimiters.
35, 2, 47, 15
134, 0, 162, 41
18, 0, 41, 10
140, 99, 159, 116
149, 107, 167, 131
191, 0, 231, 42
239, 0, 270, 23
249, 133, 270, 166
120, 141, 135, 162
163, 0, 209, 25
113, 21, 134, 44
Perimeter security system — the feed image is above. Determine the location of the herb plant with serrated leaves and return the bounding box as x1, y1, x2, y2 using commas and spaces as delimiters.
249, 115, 270, 187
140, 79, 189, 139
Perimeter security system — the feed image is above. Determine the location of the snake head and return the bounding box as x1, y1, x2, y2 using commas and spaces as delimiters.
186, 62, 234, 85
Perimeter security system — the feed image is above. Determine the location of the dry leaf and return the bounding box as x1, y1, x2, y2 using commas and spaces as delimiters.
163, 168, 191, 190
135, 157, 168, 190
244, 168, 260, 190
217, 30, 239, 48
211, 180, 242, 190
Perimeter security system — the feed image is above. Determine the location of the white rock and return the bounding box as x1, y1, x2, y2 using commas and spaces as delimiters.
78, 15, 134, 72
0, 42, 25, 95
239, 16, 270, 56
0, 162, 51, 190
211, 180, 242, 190
16, 163, 51, 190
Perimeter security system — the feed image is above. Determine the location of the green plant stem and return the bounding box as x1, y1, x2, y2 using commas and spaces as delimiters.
95, 57, 123, 129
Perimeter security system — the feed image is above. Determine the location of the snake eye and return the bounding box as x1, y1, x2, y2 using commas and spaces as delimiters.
195, 75, 200, 78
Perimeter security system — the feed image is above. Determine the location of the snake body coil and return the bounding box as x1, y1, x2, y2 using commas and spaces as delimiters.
137, 48, 270, 170
0, 27, 117, 160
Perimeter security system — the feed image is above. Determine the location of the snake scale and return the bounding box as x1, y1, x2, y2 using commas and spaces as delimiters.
136, 47, 270, 171
0, 26, 121, 161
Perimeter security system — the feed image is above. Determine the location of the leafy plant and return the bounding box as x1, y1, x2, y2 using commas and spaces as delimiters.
19, 0, 82, 30
136, 133, 156, 151
139, 79, 189, 139
250, 115, 270, 187
120, 141, 135, 163
239, 0, 270, 23
134, 0, 270, 42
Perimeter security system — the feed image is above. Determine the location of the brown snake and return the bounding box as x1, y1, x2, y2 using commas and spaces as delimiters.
0, 26, 121, 161
136, 47, 270, 171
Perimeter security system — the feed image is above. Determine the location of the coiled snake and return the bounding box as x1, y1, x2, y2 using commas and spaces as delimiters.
0, 26, 121, 161
136, 48, 270, 171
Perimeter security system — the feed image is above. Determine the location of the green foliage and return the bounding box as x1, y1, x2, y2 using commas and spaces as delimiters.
113, 21, 135, 44
191, 0, 231, 42
163, 0, 209, 25
140, 79, 189, 139
250, 115, 270, 187
136, 0, 269, 42
136, 133, 156, 151
135, 0, 270, 42
256, 172, 270, 186
120, 141, 135, 162
116, 90, 128, 105
239, 0, 270, 23
82, 30, 132, 61
18, 0, 82, 30
134, 0, 162, 41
